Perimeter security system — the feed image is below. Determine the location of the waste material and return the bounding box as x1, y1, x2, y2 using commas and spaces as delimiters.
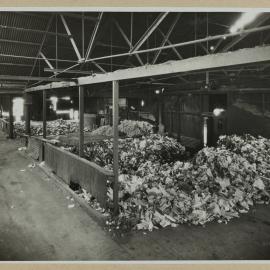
14, 119, 153, 139
218, 134, 270, 178
14, 119, 85, 136
90, 120, 153, 138
59, 132, 270, 232
105, 145, 270, 231
65, 134, 186, 173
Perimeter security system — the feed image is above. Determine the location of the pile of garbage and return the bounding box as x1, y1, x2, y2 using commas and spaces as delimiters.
75, 134, 186, 173
90, 120, 153, 138
218, 134, 270, 178
106, 146, 269, 231
14, 119, 80, 136
60, 131, 270, 232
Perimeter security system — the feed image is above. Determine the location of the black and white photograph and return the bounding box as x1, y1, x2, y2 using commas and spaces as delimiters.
0, 4, 270, 263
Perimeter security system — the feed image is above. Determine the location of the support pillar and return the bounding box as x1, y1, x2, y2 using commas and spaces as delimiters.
79, 85, 84, 157
42, 90, 47, 139
24, 93, 32, 135
112, 80, 119, 215
8, 95, 14, 139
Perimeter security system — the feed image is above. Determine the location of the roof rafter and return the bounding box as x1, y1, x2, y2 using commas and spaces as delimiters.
40, 52, 57, 75
130, 12, 169, 53
113, 19, 144, 66
152, 13, 181, 64
27, 15, 54, 86
85, 12, 103, 60
60, 14, 82, 61
25, 45, 270, 92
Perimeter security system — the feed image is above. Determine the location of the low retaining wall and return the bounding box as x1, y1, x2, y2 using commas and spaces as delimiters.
43, 142, 113, 208
22, 134, 113, 209
27, 136, 43, 161
0, 118, 9, 134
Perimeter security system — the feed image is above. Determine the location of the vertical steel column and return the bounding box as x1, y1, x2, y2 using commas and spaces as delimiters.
112, 80, 119, 215
24, 93, 32, 135
42, 90, 47, 139
79, 85, 84, 157
8, 95, 14, 138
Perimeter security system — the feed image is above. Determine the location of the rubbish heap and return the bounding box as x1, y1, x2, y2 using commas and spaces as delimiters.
218, 134, 270, 178
90, 120, 153, 138
14, 119, 80, 136
107, 146, 269, 231
69, 134, 186, 173
60, 129, 270, 232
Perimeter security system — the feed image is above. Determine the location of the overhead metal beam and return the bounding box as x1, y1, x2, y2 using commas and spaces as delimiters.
152, 13, 181, 64
40, 52, 57, 75
0, 38, 40, 47
0, 24, 69, 38
27, 16, 54, 86
158, 29, 183, 59
0, 75, 70, 82
222, 14, 270, 52
0, 83, 25, 88
25, 45, 270, 93
114, 19, 144, 65
44, 68, 93, 75
92, 61, 106, 73
0, 53, 78, 63
60, 14, 82, 61
0, 89, 23, 94
0, 62, 33, 68
85, 12, 103, 60
130, 12, 169, 53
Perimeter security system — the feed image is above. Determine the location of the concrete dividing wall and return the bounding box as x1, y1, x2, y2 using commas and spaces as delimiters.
44, 143, 113, 208
0, 119, 9, 133
27, 136, 43, 161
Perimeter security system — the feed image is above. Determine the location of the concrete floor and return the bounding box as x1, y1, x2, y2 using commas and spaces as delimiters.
0, 131, 270, 261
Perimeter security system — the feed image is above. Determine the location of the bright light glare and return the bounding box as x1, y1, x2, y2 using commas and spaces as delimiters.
62, 96, 71, 100
74, 110, 79, 121
69, 109, 74, 119
56, 110, 70, 114
50, 96, 58, 111
203, 117, 208, 147
141, 100, 145, 107
213, 108, 225, 117
13, 97, 24, 122
230, 12, 261, 33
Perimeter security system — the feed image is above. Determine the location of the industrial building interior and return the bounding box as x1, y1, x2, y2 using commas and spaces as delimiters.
0, 10, 270, 261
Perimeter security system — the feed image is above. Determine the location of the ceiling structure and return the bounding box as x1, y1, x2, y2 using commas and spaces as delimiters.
1, 11, 270, 95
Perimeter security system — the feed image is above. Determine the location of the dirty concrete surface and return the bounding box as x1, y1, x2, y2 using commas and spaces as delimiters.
0, 131, 270, 261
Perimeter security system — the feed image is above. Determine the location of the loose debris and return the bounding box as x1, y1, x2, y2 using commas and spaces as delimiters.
65, 134, 186, 173
105, 145, 270, 231
90, 120, 153, 138
68, 204, 75, 209
218, 134, 270, 178
14, 119, 85, 136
